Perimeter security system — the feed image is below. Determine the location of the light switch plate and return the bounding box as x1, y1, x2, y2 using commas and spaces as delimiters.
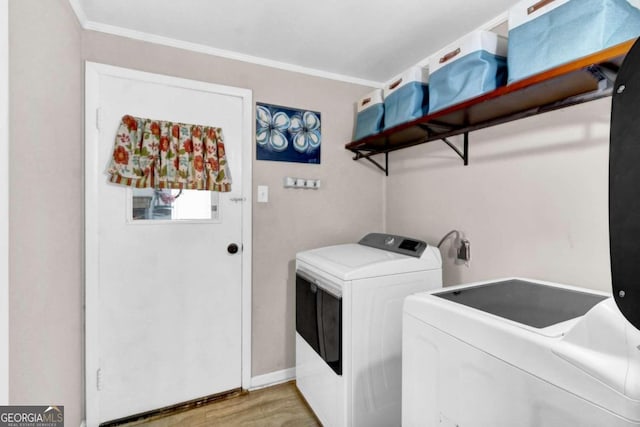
257, 185, 269, 203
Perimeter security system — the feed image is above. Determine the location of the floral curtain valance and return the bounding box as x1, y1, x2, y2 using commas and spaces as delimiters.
108, 115, 232, 192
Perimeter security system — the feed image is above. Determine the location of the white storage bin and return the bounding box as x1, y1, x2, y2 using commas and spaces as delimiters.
354, 89, 384, 140
508, 0, 640, 83
382, 67, 429, 130
428, 31, 508, 113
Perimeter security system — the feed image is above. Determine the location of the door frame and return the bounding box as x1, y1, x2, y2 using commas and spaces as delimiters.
0, 0, 9, 406
84, 62, 253, 426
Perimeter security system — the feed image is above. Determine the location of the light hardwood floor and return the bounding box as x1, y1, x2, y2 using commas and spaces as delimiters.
119, 382, 321, 427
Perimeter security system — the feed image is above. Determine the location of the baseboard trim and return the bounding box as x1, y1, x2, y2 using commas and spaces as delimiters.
250, 367, 295, 391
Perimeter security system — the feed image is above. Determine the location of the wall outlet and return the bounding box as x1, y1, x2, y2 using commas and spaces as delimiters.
457, 239, 471, 262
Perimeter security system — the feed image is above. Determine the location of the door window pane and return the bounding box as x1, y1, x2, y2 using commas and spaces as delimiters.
131, 188, 219, 221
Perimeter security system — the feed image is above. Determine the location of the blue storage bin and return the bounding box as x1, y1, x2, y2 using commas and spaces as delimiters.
383, 67, 429, 130
428, 31, 508, 113
508, 0, 640, 83
354, 89, 384, 140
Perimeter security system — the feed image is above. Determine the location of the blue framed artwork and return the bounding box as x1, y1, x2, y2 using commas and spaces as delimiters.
256, 102, 321, 164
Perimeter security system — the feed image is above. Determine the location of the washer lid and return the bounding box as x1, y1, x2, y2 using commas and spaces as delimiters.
296, 243, 441, 281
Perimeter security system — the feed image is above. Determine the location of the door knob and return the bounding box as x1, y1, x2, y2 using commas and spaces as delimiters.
227, 243, 239, 254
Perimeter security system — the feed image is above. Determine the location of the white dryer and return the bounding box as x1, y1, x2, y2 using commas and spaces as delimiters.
295, 233, 442, 427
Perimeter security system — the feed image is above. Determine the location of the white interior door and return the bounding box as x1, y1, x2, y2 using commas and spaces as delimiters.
85, 64, 252, 424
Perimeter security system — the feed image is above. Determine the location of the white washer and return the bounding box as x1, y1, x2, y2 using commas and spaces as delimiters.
295, 233, 442, 427
402, 278, 640, 427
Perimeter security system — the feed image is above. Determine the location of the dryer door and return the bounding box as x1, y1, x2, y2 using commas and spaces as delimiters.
296, 270, 342, 375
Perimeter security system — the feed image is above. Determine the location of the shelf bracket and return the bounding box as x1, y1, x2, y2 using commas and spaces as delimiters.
351, 131, 467, 176
440, 132, 469, 165
587, 64, 619, 91
353, 150, 388, 176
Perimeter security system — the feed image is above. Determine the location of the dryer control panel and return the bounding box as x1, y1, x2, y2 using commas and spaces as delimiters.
358, 233, 427, 258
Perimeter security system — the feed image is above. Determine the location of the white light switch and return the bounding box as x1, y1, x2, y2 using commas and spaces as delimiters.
257, 185, 269, 203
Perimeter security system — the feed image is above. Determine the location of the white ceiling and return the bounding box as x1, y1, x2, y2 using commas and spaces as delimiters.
72, 0, 519, 86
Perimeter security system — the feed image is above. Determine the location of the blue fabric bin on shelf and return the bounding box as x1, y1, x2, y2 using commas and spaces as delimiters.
428, 31, 508, 113
354, 89, 384, 140
383, 67, 429, 130
508, 0, 640, 83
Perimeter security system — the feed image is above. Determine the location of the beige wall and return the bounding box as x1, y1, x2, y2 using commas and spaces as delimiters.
386, 97, 612, 291
9, 0, 382, 424
9, 0, 83, 424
